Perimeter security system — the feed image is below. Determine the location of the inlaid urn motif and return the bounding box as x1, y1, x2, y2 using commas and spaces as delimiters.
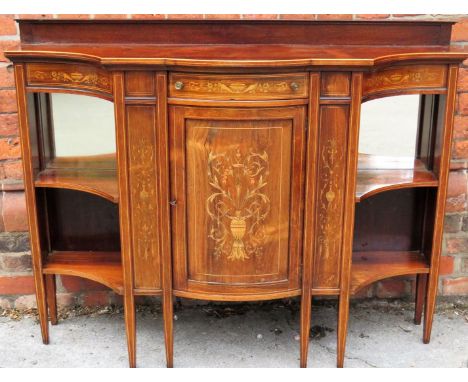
206, 147, 271, 261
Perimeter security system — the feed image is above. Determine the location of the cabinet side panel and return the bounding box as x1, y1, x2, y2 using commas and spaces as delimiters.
312, 105, 349, 289
126, 105, 162, 290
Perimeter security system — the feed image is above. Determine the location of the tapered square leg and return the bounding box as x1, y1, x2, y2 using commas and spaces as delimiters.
337, 295, 350, 368
163, 292, 174, 368
123, 292, 136, 368
34, 273, 49, 344
300, 291, 312, 368
414, 274, 427, 325
45, 274, 58, 325
423, 272, 438, 344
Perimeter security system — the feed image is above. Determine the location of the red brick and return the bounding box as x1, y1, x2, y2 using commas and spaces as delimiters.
0, 113, 19, 136
0, 41, 20, 62
444, 214, 462, 233
447, 171, 467, 197
0, 137, 21, 160
392, 14, 425, 17
460, 257, 468, 273
56, 14, 91, 20
317, 14, 353, 20
450, 160, 468, 170
352, 284, 374, 298
446, 193, 466, 212
453, 140, 468, 159
0, 275, 35, 295
0, 160, 23, 180
458, 68, 468, 92
439, 256, 454, 275
56, 292, 76, 308
446, 237, 468, 254
0, 15, 17, 36
242, 14, 278, 20
204, 14, 242, 20
452, 20, 468, 42
60, 275, 109, 293
166, 14, 204, 20
93, 14, 129, 19
0, 65, 15, 88
355, 14, 390, 20
2, 191, 28, 232
0, 253, 32, 272
279, 15, 316, 20
375, 277, 409, 298
453, 115, 468, 139
130, 14, 166, 20
82, 290, 111, 306
14, 294, 36, 309
0, 89, 17, 112
442, 277, 468, 295
17, 15, 54, 20
459, 93, 468, 115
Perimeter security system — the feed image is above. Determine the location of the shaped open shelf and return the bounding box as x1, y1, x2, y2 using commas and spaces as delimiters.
355, 154, 438, 202
43, 251, 123, 294
34, 156, 118, 203
350, 251, 429, 294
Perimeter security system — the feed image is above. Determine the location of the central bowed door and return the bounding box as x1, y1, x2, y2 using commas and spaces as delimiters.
169, 106, 306, 299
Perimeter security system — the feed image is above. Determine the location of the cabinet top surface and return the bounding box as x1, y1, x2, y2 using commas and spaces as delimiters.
6, 20, 468, 68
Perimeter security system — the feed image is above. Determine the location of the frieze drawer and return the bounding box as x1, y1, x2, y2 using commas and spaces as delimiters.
169, 72, 309, 100
26, 63, 113, 96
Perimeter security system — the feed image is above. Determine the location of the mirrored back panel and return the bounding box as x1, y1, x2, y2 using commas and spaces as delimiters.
50, 93, 116, 159
27, 92, 117, 171
359, 95, 420, 158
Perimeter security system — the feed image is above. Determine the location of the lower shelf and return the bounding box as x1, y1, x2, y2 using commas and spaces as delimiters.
43, 251, 124, 295
350, 251, 430, 295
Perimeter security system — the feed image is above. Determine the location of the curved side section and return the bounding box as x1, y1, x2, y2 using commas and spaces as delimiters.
356, 156, 438, 203
35, 168, 119, 203
350, 251, 430, 295
35, 182, 119, 203
372, 52, 468, 67
356, 181, 438, 203
43, 251, 123, 295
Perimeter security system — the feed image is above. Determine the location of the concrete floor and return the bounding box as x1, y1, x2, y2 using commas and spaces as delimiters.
0, 299, 467, 368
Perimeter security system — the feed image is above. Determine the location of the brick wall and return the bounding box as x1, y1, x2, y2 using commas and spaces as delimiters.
0, 14, 467, 309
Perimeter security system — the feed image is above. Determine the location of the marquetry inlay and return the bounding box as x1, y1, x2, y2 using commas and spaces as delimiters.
169, 73, 309, 100
206, 147, 271, 261
26, 63, 112, 94
363, 65, 447, 97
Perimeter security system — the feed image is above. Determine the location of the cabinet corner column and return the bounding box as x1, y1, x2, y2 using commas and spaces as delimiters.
300, 72, 321, 368
113, 71, 136, 368
156, 71, 174, 368
337, 72, 363, 368
14, 63, 50, 345
423, 64, 459, 344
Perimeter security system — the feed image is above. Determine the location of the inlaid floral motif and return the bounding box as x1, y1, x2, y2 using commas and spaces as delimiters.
187, 80, 290, 94
29, 67, 111, 92
316, 138, 343, 266
206, 147, 270, 261
365, 66, 445, 92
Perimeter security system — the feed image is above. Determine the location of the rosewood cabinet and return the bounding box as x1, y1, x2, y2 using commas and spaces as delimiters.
6, 19, 467, 368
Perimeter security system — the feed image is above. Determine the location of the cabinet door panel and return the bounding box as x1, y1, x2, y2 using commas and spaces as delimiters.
170, 106, 305, 296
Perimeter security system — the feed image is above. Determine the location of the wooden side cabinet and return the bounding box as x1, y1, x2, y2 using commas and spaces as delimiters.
5, 19, 467, 368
